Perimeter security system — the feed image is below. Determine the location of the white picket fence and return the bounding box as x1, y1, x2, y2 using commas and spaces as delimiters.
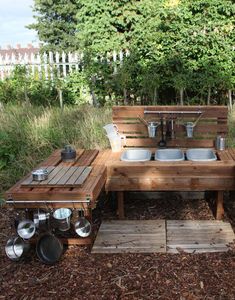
0, 50, 130, 80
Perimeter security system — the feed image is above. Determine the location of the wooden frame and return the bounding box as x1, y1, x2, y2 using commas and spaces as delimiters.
108, 105, 231, 220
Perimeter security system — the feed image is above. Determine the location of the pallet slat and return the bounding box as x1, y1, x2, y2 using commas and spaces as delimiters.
92, 220, 166, 254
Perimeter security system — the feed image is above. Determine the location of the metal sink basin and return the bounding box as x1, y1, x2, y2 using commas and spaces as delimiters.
155, 149, 185, 161
120, 149, 152, 162
186, 148, 217, 161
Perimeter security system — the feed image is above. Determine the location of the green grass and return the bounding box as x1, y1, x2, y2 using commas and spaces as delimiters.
0, 103, 111, 196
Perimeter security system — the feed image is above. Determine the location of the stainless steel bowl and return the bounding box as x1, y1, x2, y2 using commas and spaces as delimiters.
75, 217, 92, 238
5, 236, 30, 261
17, 219, 36, 239
32, 169, 48, 181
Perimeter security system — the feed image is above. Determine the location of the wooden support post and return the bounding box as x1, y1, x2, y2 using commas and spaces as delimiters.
216, 191, 224, 220
117, 191, 125, 219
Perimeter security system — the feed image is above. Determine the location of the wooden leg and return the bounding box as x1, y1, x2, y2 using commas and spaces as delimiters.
117, 191, 125, 219
216, 191, 224, 220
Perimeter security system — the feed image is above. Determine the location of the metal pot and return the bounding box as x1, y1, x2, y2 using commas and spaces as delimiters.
61, 145, 76, 162
74, 210, 92, 238
32, 169, 48, 181
53, 208, 72, 231
33, 210, 50, 228
17, 219, 36, 239
36, 233, 63, 264
5, 236, 30, 261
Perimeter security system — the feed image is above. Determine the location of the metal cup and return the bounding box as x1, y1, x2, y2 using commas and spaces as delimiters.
53, 208, 72, 231
215, 136, 226, 151
185, 122, 194, 138
147, 122, 159, 138
5, 236, 30, 261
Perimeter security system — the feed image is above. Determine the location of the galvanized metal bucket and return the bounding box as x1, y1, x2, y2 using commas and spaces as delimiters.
53, 208, 72, 231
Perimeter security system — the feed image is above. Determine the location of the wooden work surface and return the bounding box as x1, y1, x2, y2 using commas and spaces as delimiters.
21, 166, 92, 187
5, 149, 111, 209
105, 148, 235, 191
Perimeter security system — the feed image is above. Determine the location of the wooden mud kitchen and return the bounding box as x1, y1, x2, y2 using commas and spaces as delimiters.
4, 106, 235, 258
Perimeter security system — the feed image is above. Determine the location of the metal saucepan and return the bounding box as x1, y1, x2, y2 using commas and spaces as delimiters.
5, 236, 30, 261
74, 210, 92, 238
33, 210, 50, 229
32, 169, 48, 181
53, 208, 72, 231
36, 233, 63, 265
17, 219, 36, 239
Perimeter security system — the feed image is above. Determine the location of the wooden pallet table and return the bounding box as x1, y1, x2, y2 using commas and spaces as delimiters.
4, 149, 110, 245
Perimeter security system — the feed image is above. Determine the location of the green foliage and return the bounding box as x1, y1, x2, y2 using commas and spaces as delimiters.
0, 103, 111, 195
23, 0, 235, 104
28, 0, 78, 51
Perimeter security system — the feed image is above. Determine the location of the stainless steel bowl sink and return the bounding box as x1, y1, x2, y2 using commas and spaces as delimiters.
155, 149, 185, 161
186, 148, 217, 161
120, 149, 152, 162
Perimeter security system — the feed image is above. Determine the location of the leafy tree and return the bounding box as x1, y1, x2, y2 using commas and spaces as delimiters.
29, 0, 78, 51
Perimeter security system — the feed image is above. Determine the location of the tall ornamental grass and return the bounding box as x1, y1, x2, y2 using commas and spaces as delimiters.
0, 104, 111, 196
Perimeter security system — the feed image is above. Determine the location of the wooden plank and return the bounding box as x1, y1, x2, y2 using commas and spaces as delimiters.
64, 166, 86, 185
38, 166, 63, 185
21, 167, 56, 186
112, 106, 228, 118
47, 166, 71, 185
56, 166, 78, 185
74, 167, 92, 185
117, 123, 228, 134
117, 191, 124, 219
75, 149, 99, 166
166, 220, 234, 253
216, 191, 224, 220
106, 177, 235, 191
92, 220, 166, 254
124, 138, 215, 148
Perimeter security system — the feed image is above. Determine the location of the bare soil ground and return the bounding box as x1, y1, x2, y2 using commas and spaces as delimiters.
0, 192, 235, 300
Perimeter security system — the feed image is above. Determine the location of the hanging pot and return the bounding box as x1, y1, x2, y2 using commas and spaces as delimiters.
33, 210, 50, 229
17, 219, 36, 239
61, 145, 76, 162
74, 210, 92, 238
36, 233, 63, 265
53, 208, 72, 231
5, 236, 30, 261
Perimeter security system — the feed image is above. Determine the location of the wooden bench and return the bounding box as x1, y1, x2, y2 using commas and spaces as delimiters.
106, 105, 232, 220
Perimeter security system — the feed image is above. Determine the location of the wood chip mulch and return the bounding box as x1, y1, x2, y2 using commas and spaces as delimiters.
0, 192, 235, 300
